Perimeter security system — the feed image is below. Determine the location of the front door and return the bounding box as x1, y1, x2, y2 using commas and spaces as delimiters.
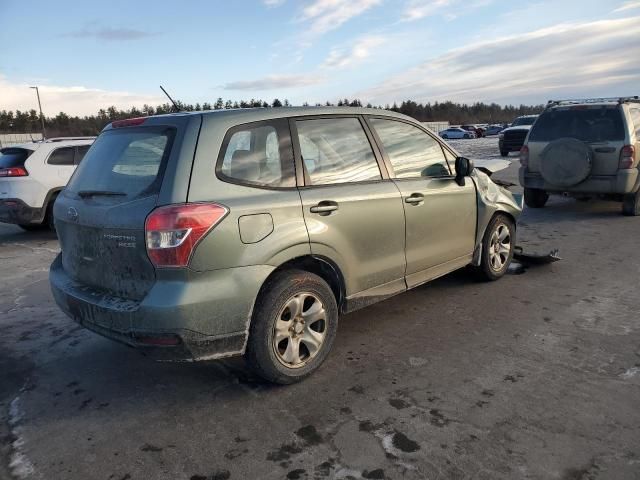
292, 116, 406, 302
367, 117, 477, 288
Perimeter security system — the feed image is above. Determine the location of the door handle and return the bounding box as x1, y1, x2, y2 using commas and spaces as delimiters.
405, 193, 424, 205
310, 201, 339, 215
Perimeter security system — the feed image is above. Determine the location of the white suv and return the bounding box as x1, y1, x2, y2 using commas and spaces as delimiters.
0, 137, 94, 231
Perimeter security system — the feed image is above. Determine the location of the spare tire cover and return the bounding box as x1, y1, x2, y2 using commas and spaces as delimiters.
539, 138, 592, 187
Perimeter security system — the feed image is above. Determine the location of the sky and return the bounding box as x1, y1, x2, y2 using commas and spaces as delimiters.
1, 0, 639, 116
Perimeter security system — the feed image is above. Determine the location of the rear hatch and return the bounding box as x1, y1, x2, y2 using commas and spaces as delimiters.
55, 116, 198, 301
527, 105, 626, 175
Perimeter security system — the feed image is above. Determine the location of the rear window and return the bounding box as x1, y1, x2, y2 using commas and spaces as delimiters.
0, 148, 33, 168
67, 127, 175, 198
529, 107, 625, 143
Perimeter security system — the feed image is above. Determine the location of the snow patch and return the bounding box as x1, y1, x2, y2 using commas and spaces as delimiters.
620, 367, 639, 379
8, 396, 35, 478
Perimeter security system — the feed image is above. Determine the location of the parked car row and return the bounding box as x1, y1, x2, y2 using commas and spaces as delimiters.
439, 124, 506, 139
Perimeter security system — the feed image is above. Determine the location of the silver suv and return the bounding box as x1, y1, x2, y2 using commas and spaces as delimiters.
49, 107, 522, 383
520, 97, 640, 215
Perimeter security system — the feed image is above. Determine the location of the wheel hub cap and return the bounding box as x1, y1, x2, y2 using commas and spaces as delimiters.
489, 223, 511, 272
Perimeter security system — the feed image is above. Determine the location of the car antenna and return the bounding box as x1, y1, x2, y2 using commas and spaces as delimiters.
160, 85, 181, 113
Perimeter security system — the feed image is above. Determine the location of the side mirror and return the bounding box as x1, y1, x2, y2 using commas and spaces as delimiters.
455, 157, 474, 186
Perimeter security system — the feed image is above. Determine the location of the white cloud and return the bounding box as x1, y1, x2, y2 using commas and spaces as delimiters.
614, 1, 640, 12
263, 0, 286, 7
322, 35, 386, 68
401, 0, 494, 22
359, 17, 640, 105
222, 74, 324, 91
300, 0, 381, 35
0, 75, 166, 116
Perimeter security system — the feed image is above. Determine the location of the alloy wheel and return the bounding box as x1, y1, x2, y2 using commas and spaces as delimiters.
489, 223, 511, 272
272, 292, 327, 369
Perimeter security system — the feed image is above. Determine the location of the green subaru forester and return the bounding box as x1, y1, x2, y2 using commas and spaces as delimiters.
49, 107, 522, 383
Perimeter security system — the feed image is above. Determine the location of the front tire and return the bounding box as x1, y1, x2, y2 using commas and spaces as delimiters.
622, 190, 640, 216
246, 269, 339, 384
524, 188, 549, 208
475, 214, 515, 281
500, 150, 509, 157
442, 134, 449, 139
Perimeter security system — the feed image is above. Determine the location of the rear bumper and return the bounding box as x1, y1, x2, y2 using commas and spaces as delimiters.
49, 254, 273, 361
519, 168, 639, 194
0, 198, 42, 225
499, 138, 524, 153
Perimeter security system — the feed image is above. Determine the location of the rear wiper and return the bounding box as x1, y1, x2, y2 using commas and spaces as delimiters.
77, 190, 126, 198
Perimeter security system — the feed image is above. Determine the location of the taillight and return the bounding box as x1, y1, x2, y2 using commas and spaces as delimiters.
519, 145, 529, 167
619, 145, 636, 169
145, 203, 228, 268
0, 167, 28, 177
112, 117, 147, 128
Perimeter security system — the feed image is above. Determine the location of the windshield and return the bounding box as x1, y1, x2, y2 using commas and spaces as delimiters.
512, 117, 537, 127
67, 127, 175, 198
0, 148, 33, 168
529, 107, 625, 143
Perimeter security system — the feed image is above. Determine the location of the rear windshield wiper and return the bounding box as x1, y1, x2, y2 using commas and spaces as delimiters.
77, 190, 127, 198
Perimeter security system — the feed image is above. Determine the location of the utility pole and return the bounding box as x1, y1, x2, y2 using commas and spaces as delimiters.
29, 86, 47, 139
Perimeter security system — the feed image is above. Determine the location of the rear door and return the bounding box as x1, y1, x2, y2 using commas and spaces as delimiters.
292, 116, 406, 299
54, 116, 199, 300
367, 117, 476, 288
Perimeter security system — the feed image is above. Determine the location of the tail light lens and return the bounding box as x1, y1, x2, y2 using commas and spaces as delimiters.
619, 145, 636, 169
0, 167, 28, 177
519, 145, 529, 167
145, 203, 228, 268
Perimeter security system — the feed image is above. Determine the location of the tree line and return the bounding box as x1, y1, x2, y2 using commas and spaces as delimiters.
0, 98, 544, 137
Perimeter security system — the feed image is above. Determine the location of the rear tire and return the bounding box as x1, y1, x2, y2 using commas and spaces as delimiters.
622, 190, 640, 216
246, 269, 339, 384
524, 188, 549, 208
500, 150, 509, 157
475, 214, 515, 281
45, 194, 58, 232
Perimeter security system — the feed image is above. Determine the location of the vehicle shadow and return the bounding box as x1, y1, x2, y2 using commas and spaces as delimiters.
0, 225, 58, 245
520, 195, 624, 224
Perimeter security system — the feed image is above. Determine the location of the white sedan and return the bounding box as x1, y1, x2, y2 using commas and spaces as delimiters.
439, 127, 474, 139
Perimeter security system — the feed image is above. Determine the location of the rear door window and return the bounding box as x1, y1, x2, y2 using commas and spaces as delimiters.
67, 127, 175, 199
529, 107, 625, 143
47, 147, 75, 165
0, 148, 32, 168
295, 117, 381, 185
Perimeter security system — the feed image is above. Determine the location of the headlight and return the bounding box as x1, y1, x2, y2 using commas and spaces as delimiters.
499, 133, 505, 139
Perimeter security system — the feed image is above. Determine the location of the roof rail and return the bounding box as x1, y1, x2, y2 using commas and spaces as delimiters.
546, 96, 639, 108
44, 136, 96, 143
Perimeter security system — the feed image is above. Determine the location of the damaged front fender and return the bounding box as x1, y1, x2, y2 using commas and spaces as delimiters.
471, 168, 523, 266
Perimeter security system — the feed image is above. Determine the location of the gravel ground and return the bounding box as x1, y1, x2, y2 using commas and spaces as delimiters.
1, 136, 639, 480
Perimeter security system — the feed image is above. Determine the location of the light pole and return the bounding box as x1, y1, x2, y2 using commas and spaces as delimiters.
29, 86, 47, 139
